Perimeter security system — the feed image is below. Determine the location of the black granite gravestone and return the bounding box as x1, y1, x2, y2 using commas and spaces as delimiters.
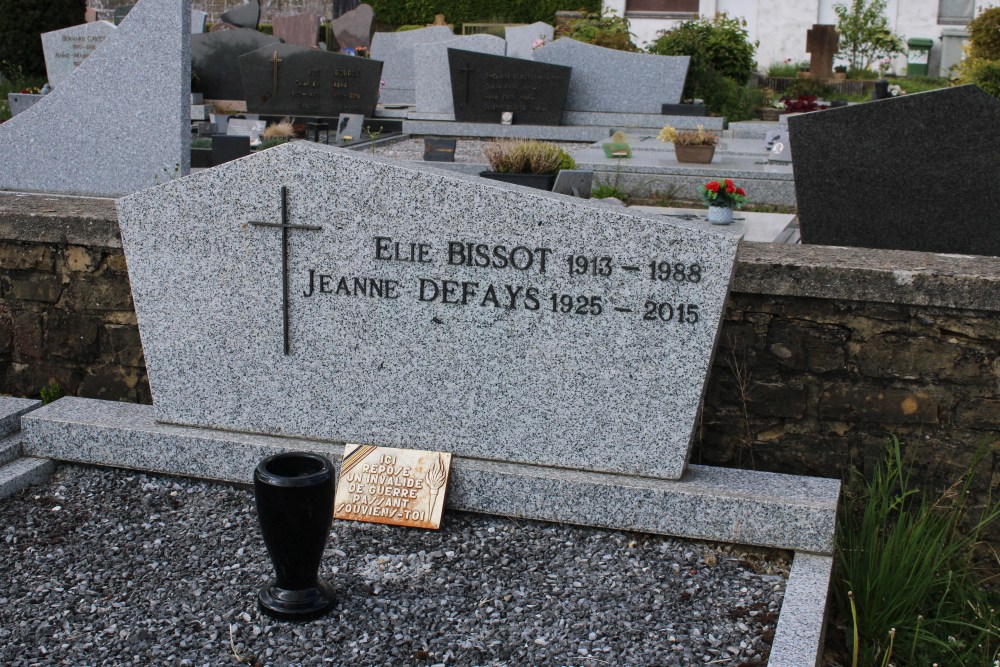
222, 0, 260, 30
192, 29, 281, 100
423, 137, 457, 161
238, 43, 384, 118
790, 85, 1000, 257
212, 135, 252, 166
448, 49, 571, 125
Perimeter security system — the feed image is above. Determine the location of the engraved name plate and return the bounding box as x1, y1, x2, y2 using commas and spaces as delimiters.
334, 444, 452, 529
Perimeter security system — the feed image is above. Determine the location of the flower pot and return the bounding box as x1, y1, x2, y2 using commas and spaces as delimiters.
833, 72, 847, 81
758, 107, 783, 122
674, 144, 716, 164
254, 451, 337, 621
707, 205, 734, 225
479, 171, 556, 191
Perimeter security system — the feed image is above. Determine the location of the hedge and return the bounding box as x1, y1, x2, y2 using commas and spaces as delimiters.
368, 0, 601, 30
0, 0, 85, 79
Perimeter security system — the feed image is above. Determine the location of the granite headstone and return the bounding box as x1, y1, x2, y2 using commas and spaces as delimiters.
115, 141, 740, 480
448, 49, 571, 125
414, 34, 506, 116
806, 24, 838, 79
505, 22, 554, 60
7, 93, 45, 117
765, 129, 792, 163
192, 28, 280, 100
221, 0, 260, 30
272, 13, 321, 49
533, 38, 689, 114
334, 112, 364, 142
0, 0, 189, 197
369, 25, 454, 105
552, 169, 593, 198
41, 21, 116, 88
211, 135, 252, 165
330, 3, 374, 51
791, 85, 1000, 256
239, 43, 383, 117
192, 9, 207, 33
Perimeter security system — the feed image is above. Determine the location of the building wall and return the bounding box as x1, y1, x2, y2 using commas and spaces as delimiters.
1, 193, 997, 546
606, 0, 1000, 75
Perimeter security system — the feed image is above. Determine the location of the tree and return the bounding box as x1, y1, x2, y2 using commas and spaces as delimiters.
834, 0, 905, 72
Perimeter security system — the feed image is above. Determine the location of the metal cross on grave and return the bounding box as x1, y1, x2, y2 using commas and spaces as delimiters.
249, 186, 321, 355
270, 50, 282, 95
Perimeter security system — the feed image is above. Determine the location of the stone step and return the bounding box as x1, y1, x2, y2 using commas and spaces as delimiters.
0, 437, 22, 467
0, 456, 55, 501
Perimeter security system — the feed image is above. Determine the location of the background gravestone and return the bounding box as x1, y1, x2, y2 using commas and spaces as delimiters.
414, 34, 505, 116
791, 85, 1000, 256
449, 49, 571, 125
0, 0, 189, 197
221, 0, 260, 30
335, 112, 364, 141
806, 24, 838, 79
42, 21, 116, 88
505, 22, 554, 60
331, 3, 374, 51
370, 26, 453, 105
191, 10, 208, 34
272, 13, 320, 49
192, 28, 279, 100
533, 38, 688, 114
113, 4, 134, 25
116, 141, 740, 480
239, 43, 383, 117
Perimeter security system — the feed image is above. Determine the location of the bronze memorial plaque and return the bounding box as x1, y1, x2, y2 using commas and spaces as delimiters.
334, 444, 452, 529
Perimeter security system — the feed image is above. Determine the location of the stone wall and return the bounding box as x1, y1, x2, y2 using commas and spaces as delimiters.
0, 194, 997, 530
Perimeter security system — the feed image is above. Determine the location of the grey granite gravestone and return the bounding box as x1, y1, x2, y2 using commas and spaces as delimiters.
239, 43, 383, 117
790, 85, 1000, 256
765, 129, 792, 163
533, 38, 689, 114
370, 25, 454, 105
553, 169, 593, 198
221, 0, 260, 30
192, 9, 207, 33
449, 49, 571, 125
7, 93, 44, 117
0, 0, 189, 197
272, 12, 320, 49
42, 21, 116, 88
414, 34, 505, 116
505, 22, 554, 60
192, 28, 279, 100
334, 112, 364, 141
115, 141, 740, 480
331, 3, 374, 51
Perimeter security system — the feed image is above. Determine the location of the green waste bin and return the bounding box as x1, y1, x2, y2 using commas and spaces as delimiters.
907, 38, 934, 76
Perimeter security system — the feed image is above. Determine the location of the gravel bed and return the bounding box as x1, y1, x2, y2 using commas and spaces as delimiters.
1, 465, 788, 666
370, 138, 593, 164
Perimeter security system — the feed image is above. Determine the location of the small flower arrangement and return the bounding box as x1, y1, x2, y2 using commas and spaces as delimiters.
657, 124, 718, 147
699, 178, 747, 209
888, 83, 906, 96
19, 86, 42, 94
531, 36, 547, 50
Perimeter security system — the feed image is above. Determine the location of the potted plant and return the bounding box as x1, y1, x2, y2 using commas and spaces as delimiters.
209, 101, 242, 134
658, 124, 719, 164
699, 178, 746, 225
480, 139, 577, 191
602, 130, 632, 158
833, 64, 847, 81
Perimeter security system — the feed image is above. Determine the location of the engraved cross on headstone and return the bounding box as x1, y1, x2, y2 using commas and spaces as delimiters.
249, 186, 321, 355
270, 50, 283, 94
458, 62, 475, 104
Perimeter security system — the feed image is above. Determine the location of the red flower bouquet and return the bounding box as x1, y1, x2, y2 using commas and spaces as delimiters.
699, 178, 747, 209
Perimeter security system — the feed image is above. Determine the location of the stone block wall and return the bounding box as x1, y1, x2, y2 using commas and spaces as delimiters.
0, 194, 997, 541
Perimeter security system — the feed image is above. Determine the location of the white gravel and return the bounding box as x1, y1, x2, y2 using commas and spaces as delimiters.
0, 464, 788, 666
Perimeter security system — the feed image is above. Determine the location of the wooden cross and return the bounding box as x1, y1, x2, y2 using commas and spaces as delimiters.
249, 186, 322, 355
270, 50, 282, 95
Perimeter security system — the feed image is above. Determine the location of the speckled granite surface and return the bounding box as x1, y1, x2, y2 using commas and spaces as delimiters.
116, 141, 740, 480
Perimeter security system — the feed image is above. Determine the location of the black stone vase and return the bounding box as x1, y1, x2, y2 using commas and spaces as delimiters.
254, 452, 337, 621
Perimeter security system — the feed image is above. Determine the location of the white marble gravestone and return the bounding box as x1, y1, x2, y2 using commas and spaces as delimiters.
41, 21, 116, 88
505, 22, 554, 60
116, 141, 740, 480
370, 25, 454, 105
414, 34, 506, 116
0, 0, 189, 197
533, 38, 689, 114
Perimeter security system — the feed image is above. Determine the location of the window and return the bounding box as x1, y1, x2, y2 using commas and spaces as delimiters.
625, 0, 699, 14
938, 0, 974, 24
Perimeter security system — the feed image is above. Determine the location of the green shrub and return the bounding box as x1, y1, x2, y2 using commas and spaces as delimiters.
40, 381, 63, 405
834, 0, 905, 72
565, 9, 637, 51
647, 13, 758, 95
967, 7, 1000, 61
483, 139, 575, 175
782, 78, 835, 99
959, 57, 1000, 99
765, 61, 798, 77
367, 0, 601, 31
0, 0, 85, 80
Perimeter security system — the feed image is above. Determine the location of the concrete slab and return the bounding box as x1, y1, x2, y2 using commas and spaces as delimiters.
630, 206, 798, 244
